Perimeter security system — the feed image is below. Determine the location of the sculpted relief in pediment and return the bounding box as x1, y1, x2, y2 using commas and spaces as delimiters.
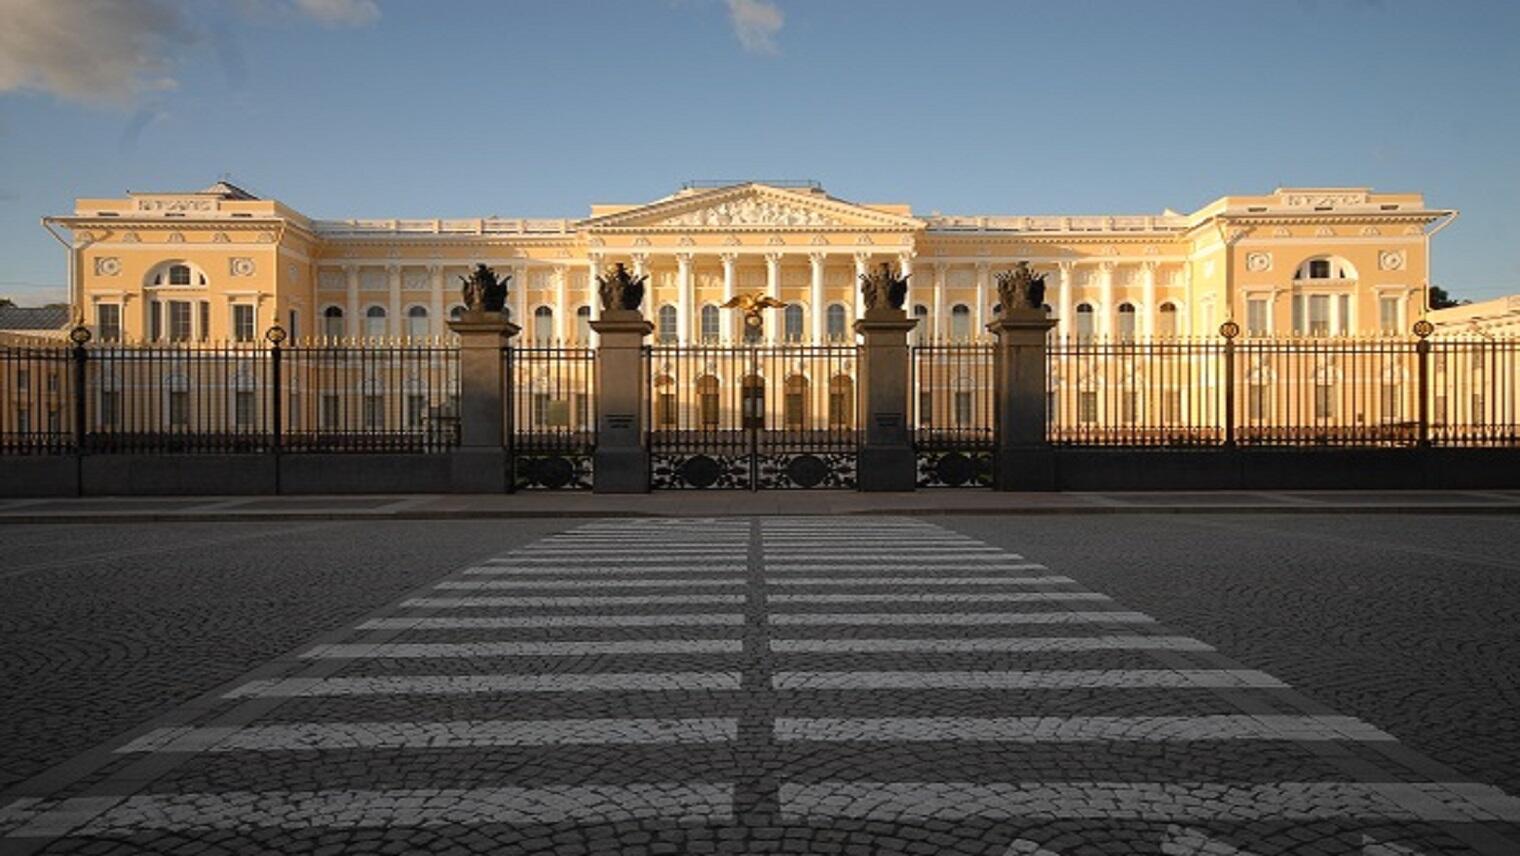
657, 197, 844, 228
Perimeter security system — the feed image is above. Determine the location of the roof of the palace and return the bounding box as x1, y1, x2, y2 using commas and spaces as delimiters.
0, 305, 70, 331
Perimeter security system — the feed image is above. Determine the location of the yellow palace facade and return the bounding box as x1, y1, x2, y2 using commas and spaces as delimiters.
44, 180, 1455, 347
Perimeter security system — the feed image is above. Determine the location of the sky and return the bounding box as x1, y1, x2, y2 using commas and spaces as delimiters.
1, 0, 1518, 306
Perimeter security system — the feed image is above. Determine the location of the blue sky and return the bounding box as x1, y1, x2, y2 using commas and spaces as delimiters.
2, 0, 1517, 305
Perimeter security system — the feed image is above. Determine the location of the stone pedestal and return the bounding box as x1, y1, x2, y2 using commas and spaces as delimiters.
988, 310, 1058, 491
590, 309, 654, 493
446, 310, 519, 493
853, 307, 919, 492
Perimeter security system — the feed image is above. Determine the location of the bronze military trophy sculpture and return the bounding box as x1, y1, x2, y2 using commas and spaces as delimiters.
596, 262, 647, 312
458, 263, 510, 313
994, 261, 1047, 314
859, 260, 909, 311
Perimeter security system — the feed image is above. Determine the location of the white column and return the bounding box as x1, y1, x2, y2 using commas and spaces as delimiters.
898, 251, 914, 312
1057, 262, 1075, 339
853, 253, 869, 322
344, 264, 359, 338
552, 267, 567, 340
1099, 261, 1115, 338
387, 264, 402, 338
676, 252, 692, 345
930, 262, 945, 341
586, 255, 602, 344
511, 263, 528, 331
764, 252, 781, 344
809, 252, 826, 343
1141, 261, 1157, 337
428, 264, 444, 337
720, 253, 737, 344
974, 262, 989, 340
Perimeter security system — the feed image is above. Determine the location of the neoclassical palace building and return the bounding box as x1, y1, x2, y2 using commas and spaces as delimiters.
43, 180, 1455, 345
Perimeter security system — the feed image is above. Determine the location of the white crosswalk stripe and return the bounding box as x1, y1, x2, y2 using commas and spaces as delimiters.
358, 614, 744, 630
435, 578, 745, 590
403, 594, 747, 607
224, 672, 742, 698
770, 635, 1207, 652
772, 669, 1286, 690
118, 718, 739, 752
302, 640, 743, 658
774, 715, 1396, 743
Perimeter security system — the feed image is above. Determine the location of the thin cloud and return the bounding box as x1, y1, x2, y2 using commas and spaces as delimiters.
727, 0, 783, 55
292, 0, 380, 27
0, 0, 192, 106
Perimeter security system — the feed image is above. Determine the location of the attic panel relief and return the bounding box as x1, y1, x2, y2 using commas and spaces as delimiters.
658, 198, 843, 228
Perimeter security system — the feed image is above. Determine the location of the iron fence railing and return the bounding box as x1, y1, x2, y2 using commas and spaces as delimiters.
1047, 336, 1226, 447
0, 340, 76, 454
506, 344, 597, 490
282, 341, 459, 453
911, 342, 997, 450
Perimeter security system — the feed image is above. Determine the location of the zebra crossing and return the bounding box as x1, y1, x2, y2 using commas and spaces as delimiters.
2, 516, 1519, 854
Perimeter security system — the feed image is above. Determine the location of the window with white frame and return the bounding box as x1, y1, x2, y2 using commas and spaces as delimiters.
534, 306, 554, 342
1157, 302, 1178, 338
657, 305, 677, 342
1116, 303, 1137, 341
365, 306, 387, 338
407, 306, 429, 338
783, 304, 804, 342
235, 390, 255, 430
1378, 296, 1400, 335
1246, 299, 1269, 337
232, 304, 255, 342
826, 304, 847, 342
323, 306, 345, 338
576, 306, 592, 342
1074, 303, 1095, 341
97, 303, 121, 343
1296, 256, 1356, 281
950, 304, 971, 342
700, 305, 719, 342
168, 300, 192, 342
912, 304, 928, 344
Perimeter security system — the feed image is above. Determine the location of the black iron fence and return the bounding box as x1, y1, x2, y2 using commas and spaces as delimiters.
0, 337, 459, 454
646, 343, 858, 489
1046, 332, 1520, 448
506, 345, 596, 489
911, 342, 997, 486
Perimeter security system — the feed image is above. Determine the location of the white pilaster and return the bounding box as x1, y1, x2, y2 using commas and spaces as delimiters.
552, 267, 567, 340
809, 252, 826, 344
511, 262, 527, 330
974, 262, 989, 340
676, 252, 692, 345
720, 253, 737, 344
1057, 262, 1075, 339
387, 264, 402, 338
765, 252, 781, 344
586, 255, 602, 344
344, 264, 359, 339
1099, 262, 1115, 338
930, 262, 945, 341
899, 251, 914, 312
1141, 261, 1157, 337
428, 264, 444, 337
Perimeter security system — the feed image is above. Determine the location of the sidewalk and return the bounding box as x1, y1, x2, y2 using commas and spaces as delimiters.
1, 489, 1518, 523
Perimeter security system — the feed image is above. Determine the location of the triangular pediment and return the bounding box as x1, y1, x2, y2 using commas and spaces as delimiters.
582, 183, 923, 231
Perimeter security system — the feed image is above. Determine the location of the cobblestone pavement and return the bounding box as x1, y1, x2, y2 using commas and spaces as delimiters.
2, 516, 1518, 855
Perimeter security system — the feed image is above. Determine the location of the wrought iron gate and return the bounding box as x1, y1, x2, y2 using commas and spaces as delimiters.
647, 343, 858, 489
912, 342, 997, 487
506, 345, 596, 490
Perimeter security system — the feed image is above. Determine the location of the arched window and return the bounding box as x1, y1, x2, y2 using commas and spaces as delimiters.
700, 305, 720, 342
322, 306, 345, 338
1117, 303, 1137, 341
449, 305, 465, 321
826, 304, 847, 342
785, 374, 809, 429
697, 374, 720, 428
784, 305, 804, 342
1075, 303, 1095, 341
169, 264, 192, 286
533, 306, 554, 342
147, 260, 207, 288
1158, 302, 1178, 337
657, 305, 678, 342
365, 305, 387, 338
1295, 256, 1358, 281
654, 375, 676, 427
829, 375, 854, 428
406, 306, 429, 338
950, 304, 971, 342
576, 305, 592, 342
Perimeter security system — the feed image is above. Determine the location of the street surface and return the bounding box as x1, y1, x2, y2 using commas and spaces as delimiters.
1, 515, 1517, 854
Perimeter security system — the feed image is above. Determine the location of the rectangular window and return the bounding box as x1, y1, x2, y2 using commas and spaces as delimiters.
1116, 310, 1136, 342
100, 391, 121, 428
169, 391, 189, 427
1078, 391, 1098, 424
97, 304, 121, 343
1074, 311, 1094, 343
1314, 381, 1334, 420
289, 309, 300, 340
953, 391, 973, 427
700, 392, 719, 429
1378, 297, 1400, 335
232, 305, 255, 342
199, 300, 210, 342
168, 301, 192, 343
1308, 295, 1330, 337
1120, 389, 1138, 424
1246, 299, 1268, 336
1164, 390, 1182, 425
17, 407, 29, 434
918, 390, 933, 427
289, 391, 301, 431
1337, 294, 1351, 335
1156, 307, 1178, 338
45, 372, 58, 393
363, 395, 384, 430
700, 309, 719, 343
1380, 383, 1398, 421
406, 394, 425, 429
320, 394, 340, 430
1248, 383, 1267, 422
235, 391, 254, 429
1291, 296, 1304, 335
784, 309, 804, 343
16, 369, 28, 388
785, 390, 805, 428
656, 392, 677, 427
46, 407, 59, 434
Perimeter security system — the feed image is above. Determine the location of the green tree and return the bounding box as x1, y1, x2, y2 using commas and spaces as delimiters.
0, 297, 15, 308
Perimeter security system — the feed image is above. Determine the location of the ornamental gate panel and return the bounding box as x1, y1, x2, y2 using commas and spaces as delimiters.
912, 342, 997, 487
647, 344, 858, 490
506, 345, 596, 489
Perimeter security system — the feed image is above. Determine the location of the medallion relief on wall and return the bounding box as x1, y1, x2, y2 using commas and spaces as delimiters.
1245, 252, 1272, 273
